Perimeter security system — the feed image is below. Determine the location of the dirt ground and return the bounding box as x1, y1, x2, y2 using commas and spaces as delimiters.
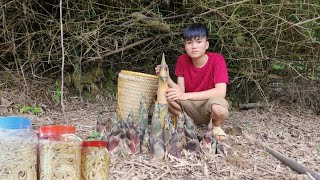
0, 89, 319, 180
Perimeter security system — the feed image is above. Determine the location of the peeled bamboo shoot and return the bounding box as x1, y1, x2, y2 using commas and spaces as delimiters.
157, 53, 169, 128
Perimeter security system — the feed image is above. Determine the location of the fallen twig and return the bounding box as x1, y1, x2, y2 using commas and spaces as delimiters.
242, 131, 320, 180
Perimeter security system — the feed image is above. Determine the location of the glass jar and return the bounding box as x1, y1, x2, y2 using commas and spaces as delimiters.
38, 125, 82, 180
0, 116, 37, 180
81, 141, 110, 180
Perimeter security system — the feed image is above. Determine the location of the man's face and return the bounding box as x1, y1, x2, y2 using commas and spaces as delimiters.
184, 37, 209, 59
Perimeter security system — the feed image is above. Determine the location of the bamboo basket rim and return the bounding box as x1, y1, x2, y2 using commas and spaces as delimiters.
120, 70, 158, 79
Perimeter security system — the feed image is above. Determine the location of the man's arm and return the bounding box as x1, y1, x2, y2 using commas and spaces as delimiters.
168, 76, 185, 92
181, 83, 227, 101
157, 65, 226, 101
167, 79, 226, 101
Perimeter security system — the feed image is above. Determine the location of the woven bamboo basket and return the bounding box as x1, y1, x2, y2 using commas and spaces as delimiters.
117, 70, 158, 121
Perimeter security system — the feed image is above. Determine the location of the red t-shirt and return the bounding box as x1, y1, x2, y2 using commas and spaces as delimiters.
174, 52, 229, 93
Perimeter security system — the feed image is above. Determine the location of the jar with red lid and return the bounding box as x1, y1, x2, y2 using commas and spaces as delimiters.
38, 125, 82, 180
81, 140, 110, 180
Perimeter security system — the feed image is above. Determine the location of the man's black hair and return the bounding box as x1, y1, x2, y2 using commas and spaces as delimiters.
182, 23, 208, 40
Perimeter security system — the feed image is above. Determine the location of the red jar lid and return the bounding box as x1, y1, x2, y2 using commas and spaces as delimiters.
82, 140, 107, 147
39, 125, 76, 135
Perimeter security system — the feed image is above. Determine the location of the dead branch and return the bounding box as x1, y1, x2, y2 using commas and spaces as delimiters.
59, 0, 67, 122
242, 132, 320, 180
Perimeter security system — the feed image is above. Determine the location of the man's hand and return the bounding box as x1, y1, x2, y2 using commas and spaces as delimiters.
155, 64, 169, 77
155, 64, 182, 91
166, 87, 187, 101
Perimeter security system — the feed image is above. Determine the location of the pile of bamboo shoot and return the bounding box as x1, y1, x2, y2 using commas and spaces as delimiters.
103, 53, 223, 158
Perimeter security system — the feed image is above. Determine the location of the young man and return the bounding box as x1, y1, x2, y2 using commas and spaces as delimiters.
155, 23, 229, 141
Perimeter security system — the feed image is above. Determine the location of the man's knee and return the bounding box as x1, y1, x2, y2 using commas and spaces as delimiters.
211, 104, 229, 119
